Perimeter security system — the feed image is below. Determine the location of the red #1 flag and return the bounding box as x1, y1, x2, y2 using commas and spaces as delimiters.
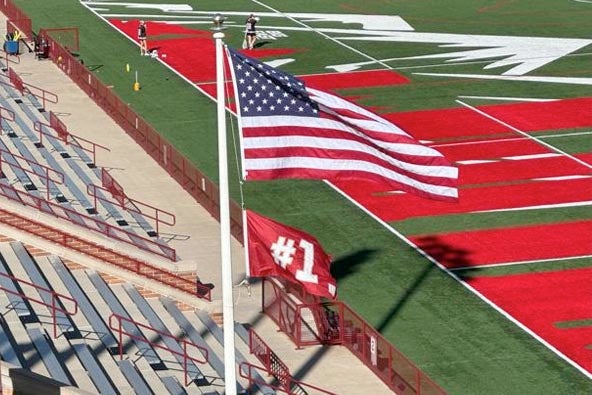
245, 210, 336, 299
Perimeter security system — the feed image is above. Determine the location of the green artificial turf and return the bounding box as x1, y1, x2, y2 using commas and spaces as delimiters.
12, 1, 592, 393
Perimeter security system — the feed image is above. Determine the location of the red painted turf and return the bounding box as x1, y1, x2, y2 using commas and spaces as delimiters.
432, 138, 550, 161
469, 268, 592, 373
410, 220, 592, 267
458, 155, 590, 185
387, 98, 592, 141
110, 19, 408, 97
336, 177, 592, 221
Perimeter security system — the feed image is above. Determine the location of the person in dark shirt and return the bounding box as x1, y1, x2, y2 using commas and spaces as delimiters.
138, 20, 147, 56
245, 14, 258, 50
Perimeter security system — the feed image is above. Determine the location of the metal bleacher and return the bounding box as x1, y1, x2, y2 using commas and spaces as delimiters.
0, 238, 277, 394
0, 71, 172, 258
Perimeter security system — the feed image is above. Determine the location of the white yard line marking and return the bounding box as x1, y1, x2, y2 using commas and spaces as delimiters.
326, 180, 592, 380
431, 130, 592, 148
418, 72, 592, 86
476, 200, 592, 212
458, 95, 558, 102
456, 99, 592, 170
449, 255, 592, 271
532, 175, 591, 181
503, 153, 559, 160
249, 0, 394, 70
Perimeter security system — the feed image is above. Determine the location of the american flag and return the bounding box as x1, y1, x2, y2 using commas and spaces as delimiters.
226, 48, 458, 201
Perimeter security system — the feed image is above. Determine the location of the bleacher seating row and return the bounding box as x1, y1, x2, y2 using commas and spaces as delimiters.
0, 70, 176, 260
0, 240, 275, 394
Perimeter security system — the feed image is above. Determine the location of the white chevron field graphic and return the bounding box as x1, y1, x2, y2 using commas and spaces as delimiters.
84, 2, 592, 81
416, 73, 592, 86
329, 31, 592, 75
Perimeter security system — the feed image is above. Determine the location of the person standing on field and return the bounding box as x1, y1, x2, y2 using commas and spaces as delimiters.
245, 14, 258, 50
138, 20, 148, 55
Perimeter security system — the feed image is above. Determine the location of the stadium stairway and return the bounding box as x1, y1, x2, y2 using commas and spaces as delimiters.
0, 14, 393, 395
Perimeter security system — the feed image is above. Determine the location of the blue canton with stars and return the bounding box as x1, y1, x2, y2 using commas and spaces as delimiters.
227, 48, 319, 118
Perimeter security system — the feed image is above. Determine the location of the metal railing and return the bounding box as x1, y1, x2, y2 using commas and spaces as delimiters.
0, 180, 177, 261
0, 270, 78, 338
0, 147, 65, 200
262, 278, 447, 395
109, 313, 208, 386
7, 67, 58, 109
248, 329, 336, 395
86, 168, 176, 236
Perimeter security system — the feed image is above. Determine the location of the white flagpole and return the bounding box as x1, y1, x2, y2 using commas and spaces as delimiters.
212, 14, 237, 395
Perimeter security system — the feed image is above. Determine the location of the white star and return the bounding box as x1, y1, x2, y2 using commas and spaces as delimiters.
257, 106, 262, 112
253, 78, 259, 84
262, 99, 268, 104
248, 99, 254, 105
276, 98, 282, 104
291, 99, 296, 105
255, 92, 260, 98
269, 92, 275, 97
239, 78, 245, 84
247, 85, 253, 91
283, 92, 289, 97
243, 106, 249, 112
284, 105, 289, 111
298, 107, 304, 112
241, 92, 247, 98
270, 105, 275, 111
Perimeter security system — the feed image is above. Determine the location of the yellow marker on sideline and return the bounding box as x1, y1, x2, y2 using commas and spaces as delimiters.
133, 70, 140, 91
125, 63, 130, 72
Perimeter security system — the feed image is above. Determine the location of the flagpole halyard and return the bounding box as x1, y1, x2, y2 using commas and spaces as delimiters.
212, 13, 238, 395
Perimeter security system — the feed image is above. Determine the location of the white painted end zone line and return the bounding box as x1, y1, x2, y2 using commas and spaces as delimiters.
456, 99, 592, 170
458, 95, 559, 102
475, 200, 592, 213
449, 254, 592, 271
326, 180, 592, 380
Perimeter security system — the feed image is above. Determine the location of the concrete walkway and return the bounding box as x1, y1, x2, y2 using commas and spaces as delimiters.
0, 17, 393, 395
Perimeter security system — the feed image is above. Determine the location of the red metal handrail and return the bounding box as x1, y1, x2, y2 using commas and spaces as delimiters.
247, 330, 337, 395
0, 270, 78, 338
108, 313, 208, 386
239, 361, 338, 395
0, 147, 65, 200
7, 67, 58, 108
34, 120, 111, 165
262, 278, 447, 394
0, 181, 178, 262
0, 104, 15, 123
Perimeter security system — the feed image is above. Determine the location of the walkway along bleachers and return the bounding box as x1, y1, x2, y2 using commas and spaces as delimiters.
0, 69, 178, 261
0, 240, 277, 394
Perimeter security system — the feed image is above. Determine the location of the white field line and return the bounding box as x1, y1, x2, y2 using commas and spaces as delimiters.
249, 0, 393, 70
456, 99, 592, 170
431, 130, 592, 149
476, 200, 592, 213
326, 180, 592, 380
449, 254, 592, 271
80, 2, 224, 105
457, 95, 558, 102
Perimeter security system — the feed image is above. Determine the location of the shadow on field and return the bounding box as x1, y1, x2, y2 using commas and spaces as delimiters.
330, 248, 378, 280
290, 236, 473, 383
375, 235, 472, 332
